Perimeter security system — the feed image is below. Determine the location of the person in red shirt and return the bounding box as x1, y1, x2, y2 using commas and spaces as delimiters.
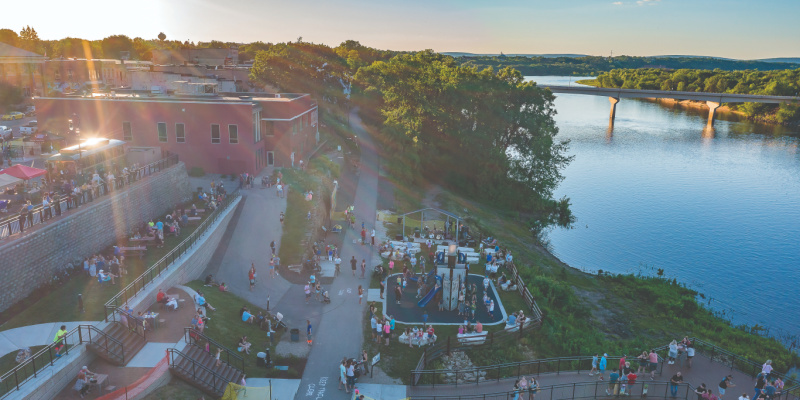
361, 228, 366, 245
619, 355, 627, 372
156, 289, 167, 304
627, 371, 638, 389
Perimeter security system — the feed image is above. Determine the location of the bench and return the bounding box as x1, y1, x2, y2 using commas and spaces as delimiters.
187, 217, 201, 221
130, 237, 156, 242
119, 246, 147, 258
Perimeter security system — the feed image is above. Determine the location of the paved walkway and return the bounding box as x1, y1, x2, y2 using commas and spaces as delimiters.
295, 109, 380, 400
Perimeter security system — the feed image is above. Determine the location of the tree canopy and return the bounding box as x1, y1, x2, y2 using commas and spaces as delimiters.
357, 51, 572, 211
458, 55, 800, 76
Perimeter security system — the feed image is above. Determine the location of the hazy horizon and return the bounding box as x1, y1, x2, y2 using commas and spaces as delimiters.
4, 0, 799, 60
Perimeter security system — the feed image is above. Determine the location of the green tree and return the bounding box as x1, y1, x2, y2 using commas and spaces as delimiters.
0, 29, 19, 46
101, 35, 135, 59
18, 26, 41, 53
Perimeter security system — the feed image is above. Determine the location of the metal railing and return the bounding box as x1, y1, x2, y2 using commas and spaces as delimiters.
184, 328, 245, 374
413, 322, 542, 385
106, 307, 148, 342
82, 324, 127, 365
504, 262, 544, 322
0, 153, 180, 240
103, 189, 241, 320
0, 325, 97, 399
651, 337, 796, 383
167, 348, 230, 395
408, 381, 695, 400
413, 354, 665, 387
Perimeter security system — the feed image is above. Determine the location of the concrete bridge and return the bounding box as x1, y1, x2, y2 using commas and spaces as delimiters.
542, 85, 800, 127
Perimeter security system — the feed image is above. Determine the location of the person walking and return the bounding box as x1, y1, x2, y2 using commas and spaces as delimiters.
361, 227, 366, 245
334, 256, 342, 276
248, 264, 256, 291
379, 279, 385, 299
269, 257, 276, 278
307, 320, 313, 346
719, 375, 735, 400
395, 284, 403, 305
590, 353, 599, 376
304, 282, 312, 304
360, 259, 366, 279
350, 256, 357, 277
358, 285, 364, 305
598, 353, 608, 381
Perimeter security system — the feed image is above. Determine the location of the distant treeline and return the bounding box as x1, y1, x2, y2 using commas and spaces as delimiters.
580, 68, 800, 124
458, 55, 799, 76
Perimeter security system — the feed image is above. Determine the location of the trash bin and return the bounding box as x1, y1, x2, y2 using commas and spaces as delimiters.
257, 352, 267, 367
290, 328, 300, 342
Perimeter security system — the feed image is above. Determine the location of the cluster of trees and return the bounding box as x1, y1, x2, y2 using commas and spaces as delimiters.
249, 42, 572, 214
0, 27, 273, 62
588, 68, 800, 123
459, 55, 799, 76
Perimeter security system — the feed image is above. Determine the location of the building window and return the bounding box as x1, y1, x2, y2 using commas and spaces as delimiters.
211, 124, 220, 144
228, 125, 239, 144
122, 121, 132, 141
176, 123, 185, 143
157, 122, 167, 142
262, 121, 274, 137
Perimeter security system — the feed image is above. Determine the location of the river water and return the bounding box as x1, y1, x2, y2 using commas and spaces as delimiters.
527, 76, 800, 337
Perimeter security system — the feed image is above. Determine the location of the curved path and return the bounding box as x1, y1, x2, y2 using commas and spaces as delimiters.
0, 321, 101, 358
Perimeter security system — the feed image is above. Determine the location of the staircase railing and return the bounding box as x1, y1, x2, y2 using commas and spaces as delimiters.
106, 307, 148, 342
0, 324, 95, 399
103, 189, 241, 320
408, 381, 695, 400
184, 328, 245, 374
167, 348, 231, 395
83, 324, 127, 365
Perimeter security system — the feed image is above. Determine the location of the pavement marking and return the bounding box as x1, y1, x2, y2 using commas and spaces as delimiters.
304, 377, 329, 399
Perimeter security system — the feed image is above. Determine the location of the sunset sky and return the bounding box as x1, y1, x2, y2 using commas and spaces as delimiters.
5, 0, 799, 59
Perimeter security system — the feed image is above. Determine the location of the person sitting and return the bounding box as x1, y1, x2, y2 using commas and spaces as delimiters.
190, 203, 198, 217
15, 347, 31, 363
475, 321, 483, 333
181, 212, 189, 226
506, 312, 518, 328
165, 296, 178, 311
205, 274, 217, 286
73, 365, 96, 397
196, 292, 216, 311
156, 289, 168, 305
241, 307, 255, 324
97, 269, 117, 284
218, 282, 228, 292
238, 336, 252, 354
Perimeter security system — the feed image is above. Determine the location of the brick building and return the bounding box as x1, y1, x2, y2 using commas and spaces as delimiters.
35, 92, 318, 174
0, 41, 46, 96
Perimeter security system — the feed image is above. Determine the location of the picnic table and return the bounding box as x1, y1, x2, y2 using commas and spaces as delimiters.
142, 312, 160, 329
119, 246, 147, 258
88, 373, 109, 393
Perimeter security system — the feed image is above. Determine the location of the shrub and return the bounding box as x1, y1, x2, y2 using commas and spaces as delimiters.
188, 166, 206, 177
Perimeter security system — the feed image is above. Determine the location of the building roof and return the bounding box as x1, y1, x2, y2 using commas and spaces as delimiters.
0, 42, 45, 59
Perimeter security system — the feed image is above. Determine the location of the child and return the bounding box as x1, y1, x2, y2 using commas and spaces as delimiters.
215, 348, 222, 367
307, 320, 313, 346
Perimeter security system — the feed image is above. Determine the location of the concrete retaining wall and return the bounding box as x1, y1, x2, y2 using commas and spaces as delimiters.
0, 163, 192, 313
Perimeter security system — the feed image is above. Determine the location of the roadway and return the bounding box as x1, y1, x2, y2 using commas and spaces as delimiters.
543, 85, 800, 104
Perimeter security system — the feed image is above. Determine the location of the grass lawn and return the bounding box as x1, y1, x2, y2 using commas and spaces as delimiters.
0, 202, 213, 331
278, 169, 315, 266
184, 281, 301, 379
142, 379, 206, 400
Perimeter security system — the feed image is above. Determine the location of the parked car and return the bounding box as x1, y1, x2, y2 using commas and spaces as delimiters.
1, 112, 24, 121
0, 126, 11, 140
19, 120, 37, 136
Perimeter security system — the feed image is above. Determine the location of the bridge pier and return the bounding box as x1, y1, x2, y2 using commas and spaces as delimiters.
609, 97, 620, 125
706, 101, 721, 127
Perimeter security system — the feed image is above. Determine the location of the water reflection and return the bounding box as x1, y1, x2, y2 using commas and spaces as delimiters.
527, 76, 800, 336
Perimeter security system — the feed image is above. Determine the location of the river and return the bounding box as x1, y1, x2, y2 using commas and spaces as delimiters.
527, 76, 800, 337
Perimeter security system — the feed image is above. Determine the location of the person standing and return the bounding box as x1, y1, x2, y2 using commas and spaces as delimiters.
608, 369, 620, 396
649, 349, 659, 380
304, 282, 311, 304
670, 372, 684, 397
361, 227, 366, 245
379, 279, 385, 299
339, 358, 348, 392
335, 256, 342, 276
270, 240, 276, 255
269, 257, 276, 278
350, 256, 357, 277
280, 211, 285, 225
306, 320, 313, 346
370, 229, 375, 246
394, 284, 403, 305
358, 285, 363, 305
360, 259, 366, 279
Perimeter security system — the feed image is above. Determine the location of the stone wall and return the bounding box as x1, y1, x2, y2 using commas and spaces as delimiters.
0, 162, 192, 313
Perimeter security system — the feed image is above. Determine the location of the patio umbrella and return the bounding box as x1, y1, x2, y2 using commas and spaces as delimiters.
0, 164, 47, 180
0, 173, 22, 190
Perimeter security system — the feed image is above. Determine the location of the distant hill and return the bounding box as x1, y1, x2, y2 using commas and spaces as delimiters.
757, 58, 800, 64
445, 53, 800, 65
443, 52, 588, 58
453, 55, 800, 76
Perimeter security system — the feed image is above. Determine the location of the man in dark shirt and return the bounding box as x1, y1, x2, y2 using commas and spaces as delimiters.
350, 256, 357, 277
671, 372, 684, 397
